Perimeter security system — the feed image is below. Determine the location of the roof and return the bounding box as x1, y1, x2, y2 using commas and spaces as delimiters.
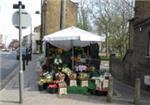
133, 17, 150, 28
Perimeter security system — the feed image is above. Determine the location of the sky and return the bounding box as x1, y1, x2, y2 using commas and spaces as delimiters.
0, 0, 41, 46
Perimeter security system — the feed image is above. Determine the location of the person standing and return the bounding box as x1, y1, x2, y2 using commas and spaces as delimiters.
26, 47, 29, 65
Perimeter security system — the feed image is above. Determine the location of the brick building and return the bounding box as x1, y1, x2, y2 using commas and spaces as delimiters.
34, 0, 77, 53
110, 0, 150, 90
42, 0, 78, 35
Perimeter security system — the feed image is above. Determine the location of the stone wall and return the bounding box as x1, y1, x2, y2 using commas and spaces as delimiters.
110, 49, 150, 89
111, 0, 150, 90
110, 55, 124, 82
135, 0, 150, 19
64, 0, 77, 28
45, 0, 61, 34
44, 0, 77, 35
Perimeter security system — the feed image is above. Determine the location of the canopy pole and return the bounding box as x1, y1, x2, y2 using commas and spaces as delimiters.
71, 40, 74, 70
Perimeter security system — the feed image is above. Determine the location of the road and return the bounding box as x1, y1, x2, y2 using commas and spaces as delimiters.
0, 50, 19, 90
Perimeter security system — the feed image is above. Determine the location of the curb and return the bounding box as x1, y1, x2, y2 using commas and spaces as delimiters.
0, 54, 41, 93
113, 97, 150, 104
114, 78, 150, 96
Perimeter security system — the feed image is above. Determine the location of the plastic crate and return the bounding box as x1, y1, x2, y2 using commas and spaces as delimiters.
67, 86, 88, 95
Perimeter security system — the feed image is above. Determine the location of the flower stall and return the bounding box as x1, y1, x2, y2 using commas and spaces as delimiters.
37, 26, 110, 96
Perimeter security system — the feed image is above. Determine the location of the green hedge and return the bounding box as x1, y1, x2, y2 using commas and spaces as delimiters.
100, 56, 110, 61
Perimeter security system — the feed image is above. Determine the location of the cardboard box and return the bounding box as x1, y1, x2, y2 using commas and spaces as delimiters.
59, 87, 67, 95
81, 80, 88, 87
70, 80, 77, 87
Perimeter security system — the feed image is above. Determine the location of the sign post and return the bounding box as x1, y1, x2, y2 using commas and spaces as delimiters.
12, 1, 31, 104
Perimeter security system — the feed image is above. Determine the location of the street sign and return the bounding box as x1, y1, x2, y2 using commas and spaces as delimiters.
12, 10, 31, 29
144, 75, 150, 85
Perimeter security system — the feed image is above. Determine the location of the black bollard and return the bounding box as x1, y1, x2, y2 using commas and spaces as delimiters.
106, 76, 113, 103
134, 78, 141, 105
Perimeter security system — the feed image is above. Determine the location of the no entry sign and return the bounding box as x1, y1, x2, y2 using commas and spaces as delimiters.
12, 10, 31, 29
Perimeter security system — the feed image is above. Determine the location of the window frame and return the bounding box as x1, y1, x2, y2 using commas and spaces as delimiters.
148, 32, 150, 56
146, 31, 150, 58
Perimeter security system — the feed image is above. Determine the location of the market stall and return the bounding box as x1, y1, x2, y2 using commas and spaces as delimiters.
43, 26, 105, 51
38, 26, 110, 96
43, 26, 105, 69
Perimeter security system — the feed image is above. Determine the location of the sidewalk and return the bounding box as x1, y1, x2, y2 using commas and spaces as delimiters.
0, 55, 149, 105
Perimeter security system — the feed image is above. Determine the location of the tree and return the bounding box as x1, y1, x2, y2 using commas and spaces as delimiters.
89, 0, 134, 58
77, 0, 92, 31
77, 0, 134, 58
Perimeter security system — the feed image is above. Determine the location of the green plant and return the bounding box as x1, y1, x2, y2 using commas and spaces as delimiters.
100, 56, 110, 61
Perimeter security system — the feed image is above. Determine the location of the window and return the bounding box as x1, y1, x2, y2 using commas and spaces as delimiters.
148, 32, 150, 56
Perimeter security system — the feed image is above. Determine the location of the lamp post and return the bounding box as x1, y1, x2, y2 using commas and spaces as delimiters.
13, 1, 25, 103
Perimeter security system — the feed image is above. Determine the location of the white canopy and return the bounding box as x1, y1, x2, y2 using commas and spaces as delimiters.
43, 26, 105, 51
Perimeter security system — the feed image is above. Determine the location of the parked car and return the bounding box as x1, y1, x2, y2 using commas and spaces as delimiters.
16, 47, 27, 60
1, 48, 9, 52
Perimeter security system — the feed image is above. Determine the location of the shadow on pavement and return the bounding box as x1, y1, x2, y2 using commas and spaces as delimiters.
55, 94, 132, 105
0, 100, 19, 104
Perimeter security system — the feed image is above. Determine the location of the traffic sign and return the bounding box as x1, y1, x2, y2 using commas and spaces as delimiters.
12, 10, 31, 29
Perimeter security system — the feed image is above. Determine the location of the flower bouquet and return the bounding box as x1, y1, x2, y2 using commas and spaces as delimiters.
62, 66, 72, 76
78, 73, 89, 80
37, 77, 48, 91
47, 83, 58, 93
43, 72, 53, 83
75, 65, 87, 72
54, 55, 62, 65
55, 72, 65, 81
68, 72, 77, 80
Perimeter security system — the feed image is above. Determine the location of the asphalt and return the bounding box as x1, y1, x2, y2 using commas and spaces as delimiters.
0, 54, 150, 105
0, 51, 19, 90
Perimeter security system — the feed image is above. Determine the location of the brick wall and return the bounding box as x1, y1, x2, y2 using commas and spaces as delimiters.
44, 0, 77, 35
111, 0, 150, 90
110, 55, 124, 82
135, 0, 150, 19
